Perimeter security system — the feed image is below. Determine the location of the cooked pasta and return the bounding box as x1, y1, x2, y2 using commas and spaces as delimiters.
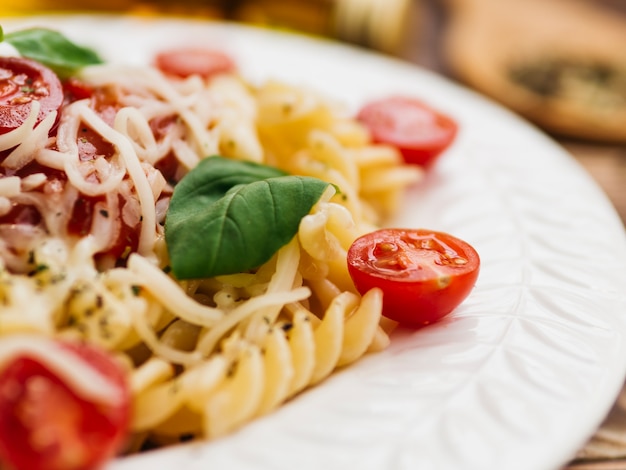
0, 52, 422, 454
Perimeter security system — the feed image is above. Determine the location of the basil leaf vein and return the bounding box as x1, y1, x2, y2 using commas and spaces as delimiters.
165, 156, 330, 280
3, 27, 103, 78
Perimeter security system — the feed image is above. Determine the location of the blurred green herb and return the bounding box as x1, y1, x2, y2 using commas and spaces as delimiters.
1, 26, 103, 78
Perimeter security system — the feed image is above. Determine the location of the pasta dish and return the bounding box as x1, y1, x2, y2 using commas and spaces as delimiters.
0, 27, 433, 468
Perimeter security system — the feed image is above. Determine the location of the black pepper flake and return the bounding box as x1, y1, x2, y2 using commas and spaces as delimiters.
226, 362, 238, 378
50, 273, 67, 284
99, 209, 109, 218
28, 264, 49, 277
98, 315, 113, 340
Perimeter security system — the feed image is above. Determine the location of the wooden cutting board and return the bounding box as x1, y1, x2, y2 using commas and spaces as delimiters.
441, 0, 626, 143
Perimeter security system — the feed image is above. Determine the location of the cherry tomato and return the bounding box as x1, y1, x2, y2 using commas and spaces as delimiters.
68, 194, 140, 264
154, 47, 236, 79
62, 77, 94, 104
150, 116, 183, 183
0, 203, 42, 227
356, 97, 458, 168
0, 57, 63, 135
347, 228, 480, 327
0, 339, 130, 470
89, 85, 122, 127
76, 123, 115, 162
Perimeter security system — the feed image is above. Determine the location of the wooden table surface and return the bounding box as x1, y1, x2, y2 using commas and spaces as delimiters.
561, 141, 626, 226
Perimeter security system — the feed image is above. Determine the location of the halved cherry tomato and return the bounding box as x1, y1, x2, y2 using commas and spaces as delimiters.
67, 194, 140, 266
356, 97, 458, 168
0, 339, 130, 470
0, 57, 63, 135
347, 228, 479, 327
62, 77, 94, 104
154, 47, 236, 79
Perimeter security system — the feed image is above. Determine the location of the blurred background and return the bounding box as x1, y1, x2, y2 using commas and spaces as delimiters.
1, 0, 626, 467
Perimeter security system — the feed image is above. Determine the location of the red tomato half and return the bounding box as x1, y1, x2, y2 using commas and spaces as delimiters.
154, 47, 236, 79
347, 228, 479, 327
0, 339, 131, 470
356, 97, 458, 168
0, 57, 63, 135
62, 77, 94, 104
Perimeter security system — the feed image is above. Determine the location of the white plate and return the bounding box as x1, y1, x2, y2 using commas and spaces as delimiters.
4, 15, 626, 470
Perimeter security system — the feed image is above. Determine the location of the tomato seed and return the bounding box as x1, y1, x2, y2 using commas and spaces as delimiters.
377, 242, 397, 252
436, 255, 468, 266
11, 96, 33, 105
34, 86, 50, 97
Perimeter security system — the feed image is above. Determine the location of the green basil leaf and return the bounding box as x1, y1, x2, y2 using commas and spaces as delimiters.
165, 156, 330, 280
3, 27, 103, 78
168, 155, 289, 209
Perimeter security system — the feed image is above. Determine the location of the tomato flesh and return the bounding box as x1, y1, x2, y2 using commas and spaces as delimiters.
154, 47, 236, 79
62, 77, 94, 104
356, 97, 458, 168
0, 340, 130, 470
0, 57, 63, 135
347, 228, 479, 327
67, 194, 140, 265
